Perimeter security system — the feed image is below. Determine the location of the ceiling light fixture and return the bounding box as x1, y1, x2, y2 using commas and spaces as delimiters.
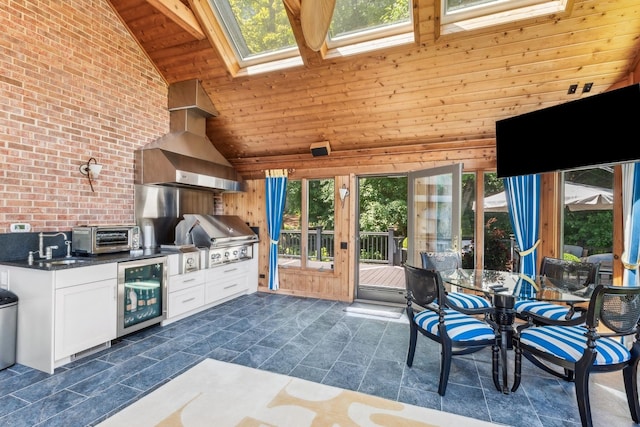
567, 84, 578, 94
582, 82, 593, 93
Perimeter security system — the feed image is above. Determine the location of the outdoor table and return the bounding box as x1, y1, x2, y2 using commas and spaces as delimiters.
440, 268, 592, 394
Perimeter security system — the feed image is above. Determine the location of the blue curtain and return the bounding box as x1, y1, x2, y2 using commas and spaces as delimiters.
622, 162, 640, 286
504, 174, 541, 298
265, 170, 288, 290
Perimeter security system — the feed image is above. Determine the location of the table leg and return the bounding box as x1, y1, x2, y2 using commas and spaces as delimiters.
491, 294, 515, 394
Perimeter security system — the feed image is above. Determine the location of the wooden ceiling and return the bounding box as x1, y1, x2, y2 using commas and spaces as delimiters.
108, 0, 640, 179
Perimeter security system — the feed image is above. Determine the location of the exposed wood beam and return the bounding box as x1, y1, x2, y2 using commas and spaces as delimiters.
188, 0, 240, 76
283, 0, 327, 66
145, 0, 205, 40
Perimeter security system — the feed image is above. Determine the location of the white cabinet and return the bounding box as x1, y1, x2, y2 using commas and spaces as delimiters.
205, 263, 249, 304
4, 262, 117, 374
163, 244, 259, 326
54, 278, 116, 360
166, 270, 205, 319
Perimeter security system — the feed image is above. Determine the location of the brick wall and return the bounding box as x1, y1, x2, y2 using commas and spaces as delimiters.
0, 0, 168, 233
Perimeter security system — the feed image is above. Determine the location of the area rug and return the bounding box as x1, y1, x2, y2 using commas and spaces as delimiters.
98, 359, 502, 427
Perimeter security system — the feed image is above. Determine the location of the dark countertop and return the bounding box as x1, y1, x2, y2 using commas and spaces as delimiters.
0, 249, 176, 271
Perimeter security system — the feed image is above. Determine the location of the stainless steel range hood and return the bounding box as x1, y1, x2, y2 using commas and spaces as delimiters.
135, 79, 243, 192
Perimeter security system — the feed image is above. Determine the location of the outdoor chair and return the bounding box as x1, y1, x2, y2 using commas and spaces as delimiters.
404, 264, 498, 396
514, 256, 600, 326
512, 284, 640, 427
420, 251, 493, 315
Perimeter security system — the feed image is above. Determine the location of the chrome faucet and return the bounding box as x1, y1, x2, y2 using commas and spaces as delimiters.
38, 232, 68, 260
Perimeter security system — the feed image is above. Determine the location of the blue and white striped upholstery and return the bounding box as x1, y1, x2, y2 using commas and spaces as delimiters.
414, 308, 496, 341
519, 325, 630, 365
447, 292, 493, 310
514, 300, 583, 321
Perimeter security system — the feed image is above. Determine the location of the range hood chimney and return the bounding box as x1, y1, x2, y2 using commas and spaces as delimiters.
135, 79, 243, 192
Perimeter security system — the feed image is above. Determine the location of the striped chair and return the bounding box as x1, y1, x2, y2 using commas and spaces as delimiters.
404, 264, 498, 396
420, 251, 493, 314
512, 284, 640, 427
514, 256, 600, 326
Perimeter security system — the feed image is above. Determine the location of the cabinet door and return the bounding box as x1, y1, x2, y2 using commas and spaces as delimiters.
54, 279, 117, 360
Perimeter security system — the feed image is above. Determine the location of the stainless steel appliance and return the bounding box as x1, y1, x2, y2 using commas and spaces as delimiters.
72, 225, 141, 255
117, 257, 168, 337
175, 214, 258, 268
159, 244, 201, 273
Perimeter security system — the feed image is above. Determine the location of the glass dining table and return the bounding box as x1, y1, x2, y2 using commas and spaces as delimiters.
439, 268, 593, 394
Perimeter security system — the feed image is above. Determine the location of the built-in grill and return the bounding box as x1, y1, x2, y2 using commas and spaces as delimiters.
174, 214, 258, 268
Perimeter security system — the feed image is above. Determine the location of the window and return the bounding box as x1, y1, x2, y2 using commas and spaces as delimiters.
204, 0, 413, 74
562, 167, 613, 284
440, 0, 569, 35
482, 172, 514, 271
279, 178, 336, 270
207, 0, 299, 68
327, 0, 413, 53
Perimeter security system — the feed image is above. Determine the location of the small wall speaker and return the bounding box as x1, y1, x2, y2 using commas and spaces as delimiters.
310, 141, 331, 157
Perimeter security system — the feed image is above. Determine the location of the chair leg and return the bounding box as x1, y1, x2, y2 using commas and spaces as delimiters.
623, 362, 640, 423
407, 322, 417, 367
438, 343, 453, 396
623, 348, 640, 423
511, 340, 522, 392
574, 367, 593, 427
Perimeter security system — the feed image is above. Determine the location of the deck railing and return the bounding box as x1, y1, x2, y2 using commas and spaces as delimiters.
278, 228, 404, 265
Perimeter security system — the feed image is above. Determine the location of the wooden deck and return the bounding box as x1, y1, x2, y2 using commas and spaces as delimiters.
359, 263, 405, 289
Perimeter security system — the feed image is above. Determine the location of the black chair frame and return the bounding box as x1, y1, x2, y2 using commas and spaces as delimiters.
512, 284, 640, 427
405, 264, 498, 396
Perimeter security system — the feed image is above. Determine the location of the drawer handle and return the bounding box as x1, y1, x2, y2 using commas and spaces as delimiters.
182, 278, 196, 283
224, 283, 238, 290
224, 268, 238, 273
182, 297, 196, 303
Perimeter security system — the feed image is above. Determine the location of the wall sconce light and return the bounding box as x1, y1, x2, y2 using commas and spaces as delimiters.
339, 184, 350, 207
79, 157, 102, 192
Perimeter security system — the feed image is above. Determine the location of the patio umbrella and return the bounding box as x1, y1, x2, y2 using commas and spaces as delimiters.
478, 182, 613, 212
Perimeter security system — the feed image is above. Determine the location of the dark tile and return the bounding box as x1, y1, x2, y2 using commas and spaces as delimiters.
0, 390, 86, 427
232, 344, 278, 368
322, 361, 366, 391
299, 338, 344, 370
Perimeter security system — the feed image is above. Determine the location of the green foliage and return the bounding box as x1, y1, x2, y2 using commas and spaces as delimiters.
229, 0, 295, 55
564, 210, 613, 253
563, 253, 581, 262
358, 176, 408, 234
330, 0, 409, 36
462, 217, 511, 270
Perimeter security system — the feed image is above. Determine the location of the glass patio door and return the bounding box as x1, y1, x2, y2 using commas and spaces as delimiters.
355, 164, 462, 305
406, 163, 463, 267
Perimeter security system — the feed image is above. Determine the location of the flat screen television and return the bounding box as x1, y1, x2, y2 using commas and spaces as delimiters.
495, 83, 640, 178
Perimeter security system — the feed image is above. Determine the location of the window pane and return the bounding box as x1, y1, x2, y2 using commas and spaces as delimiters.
280, 179, 301, 267
461, 172, 476, 268
329, 0, 411, 44
483, 172, 514, 271
562, 167, 613, 284
307, 179, 335, 269
209, 0, 297, 64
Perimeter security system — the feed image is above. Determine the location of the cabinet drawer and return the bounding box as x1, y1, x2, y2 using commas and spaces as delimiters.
205, 272, 248, 305
55, 263, 118, 289
167, 285, 204, 318
205, 263, 249, 282
168, 270, 205, 293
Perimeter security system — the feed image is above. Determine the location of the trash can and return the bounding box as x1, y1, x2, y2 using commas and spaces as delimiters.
0, 289, 18, 370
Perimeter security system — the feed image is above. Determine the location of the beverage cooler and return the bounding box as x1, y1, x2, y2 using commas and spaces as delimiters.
117, 257, 168, 337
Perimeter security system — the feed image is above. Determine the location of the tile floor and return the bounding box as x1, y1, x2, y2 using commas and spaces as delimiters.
0, 292, 636, 426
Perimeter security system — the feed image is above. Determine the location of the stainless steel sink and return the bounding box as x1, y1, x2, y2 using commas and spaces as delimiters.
39, 258, 91, 267
47, 259, 89, 265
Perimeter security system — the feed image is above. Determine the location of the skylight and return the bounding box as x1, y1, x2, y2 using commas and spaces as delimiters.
440, 0, 569, 34
207, 0, 298, 68
327, 0, 412, 49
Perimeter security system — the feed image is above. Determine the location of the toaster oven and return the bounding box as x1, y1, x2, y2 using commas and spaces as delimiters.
72, 225, 141, 255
